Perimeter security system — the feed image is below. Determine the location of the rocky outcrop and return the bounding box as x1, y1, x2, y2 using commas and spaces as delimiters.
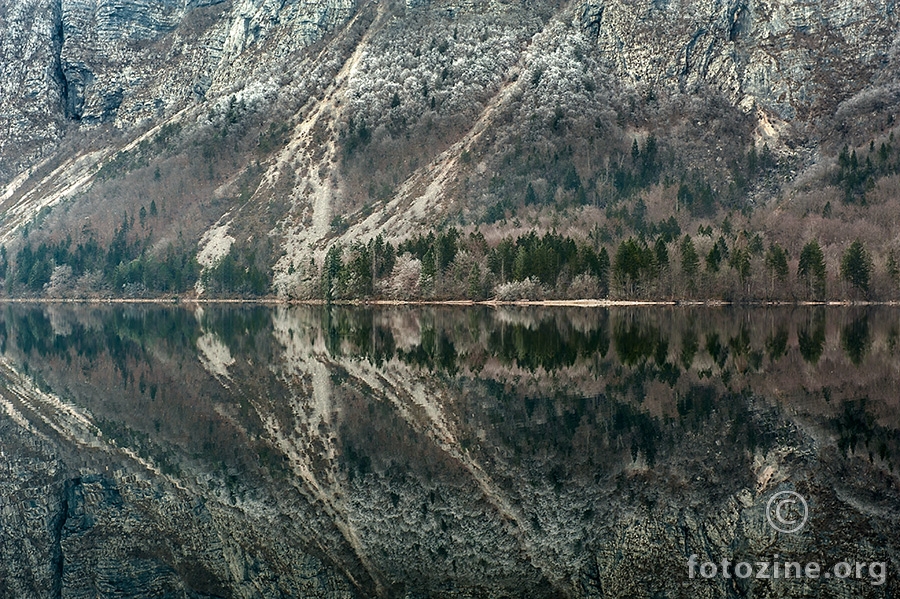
0, 0, 357, 179
586, 0, 899, 122
3, 0, 896, 174
0, 0, 66, 178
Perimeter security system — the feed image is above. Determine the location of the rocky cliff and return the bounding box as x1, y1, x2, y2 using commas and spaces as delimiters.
1, 0, 354, 171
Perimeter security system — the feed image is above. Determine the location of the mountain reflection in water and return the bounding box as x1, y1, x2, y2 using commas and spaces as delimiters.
0, 304, 897, 598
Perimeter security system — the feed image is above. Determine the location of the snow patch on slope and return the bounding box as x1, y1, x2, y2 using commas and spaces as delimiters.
268, 8, 387, 297
196, 217, 235, 294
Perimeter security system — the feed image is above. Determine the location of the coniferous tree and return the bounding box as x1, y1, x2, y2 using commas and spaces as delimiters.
840, 239, 872, 297
614, 238, 653, 295
887, 249, 899, 296
467, 264, 484, 299
654, 237, 669, 272
729, 247, 751, 292
706, 244, 722, 273
680, 235, 699, 292
322, 245, 343, 302
765, 243, 789, 296
420, 246, 436, 295
798, 240, 826, 299
597, 247, 610, 295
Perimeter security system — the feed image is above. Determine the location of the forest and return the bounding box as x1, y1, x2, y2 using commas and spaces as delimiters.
5, 62, 900, 303
7, 213, 896, 302
311, 225, 891, 302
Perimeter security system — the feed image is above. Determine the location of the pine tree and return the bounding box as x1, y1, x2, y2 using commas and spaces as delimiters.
597, 247, 610, 295
654, 237, 669, 272
887, 249, 900, 297
467, 263, 483, 299
840, 239, 872, 297
798, 240, 826, 299
729, 247, 751, 293
765, 243, 789, 296
706, 244, 722, 273
322, 244, 343, 302
680, 235, 699, 292
614, 238, 652, 295
420, 246, 436, 295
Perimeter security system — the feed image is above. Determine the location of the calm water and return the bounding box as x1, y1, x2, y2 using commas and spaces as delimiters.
0, 304, 898, 597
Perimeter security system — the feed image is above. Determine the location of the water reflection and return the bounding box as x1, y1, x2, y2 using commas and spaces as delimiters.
0, 304, 897, 597
798, 308, 826, 364
842, 312, 871, 366
5, 304, 900, 489
11, 305, 893, 381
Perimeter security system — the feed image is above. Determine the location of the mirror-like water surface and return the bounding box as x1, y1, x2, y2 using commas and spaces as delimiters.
0, 304, 897, 597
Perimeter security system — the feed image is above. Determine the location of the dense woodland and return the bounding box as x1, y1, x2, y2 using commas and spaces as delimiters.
9, 213, 895, 302
8, 93, 900, 301
313, 224, 891, 302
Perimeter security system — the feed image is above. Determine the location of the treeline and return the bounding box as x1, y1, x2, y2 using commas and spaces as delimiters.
487, 134, 666, 221
315, 225, 897, 302
317, 228, 612, 301
9, 208, 270, 297
606, 232, 889, 301
482, 126, 777, 231
203, 249, 270, 296
6, 219, 896, 301
12, 211, 199, 296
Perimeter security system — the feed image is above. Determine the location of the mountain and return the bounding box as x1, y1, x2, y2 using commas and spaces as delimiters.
1, 0, 900, 300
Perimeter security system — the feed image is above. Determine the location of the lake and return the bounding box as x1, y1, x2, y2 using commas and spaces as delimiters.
0, 303, 897, 597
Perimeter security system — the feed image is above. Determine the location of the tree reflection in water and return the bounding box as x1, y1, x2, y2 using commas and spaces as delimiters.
0, 304, 897, 597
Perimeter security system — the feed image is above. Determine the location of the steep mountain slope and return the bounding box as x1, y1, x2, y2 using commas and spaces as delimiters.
1, 0, 899, 299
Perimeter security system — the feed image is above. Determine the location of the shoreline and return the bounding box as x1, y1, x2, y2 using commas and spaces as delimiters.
0, 297, 896, 307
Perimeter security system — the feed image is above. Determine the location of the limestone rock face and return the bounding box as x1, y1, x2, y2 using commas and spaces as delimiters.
2, 0, 896, 178
0, 0, 358, 179
0, 0, 66, 176
57, 0, 185, 123
586, 0, 899, 122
